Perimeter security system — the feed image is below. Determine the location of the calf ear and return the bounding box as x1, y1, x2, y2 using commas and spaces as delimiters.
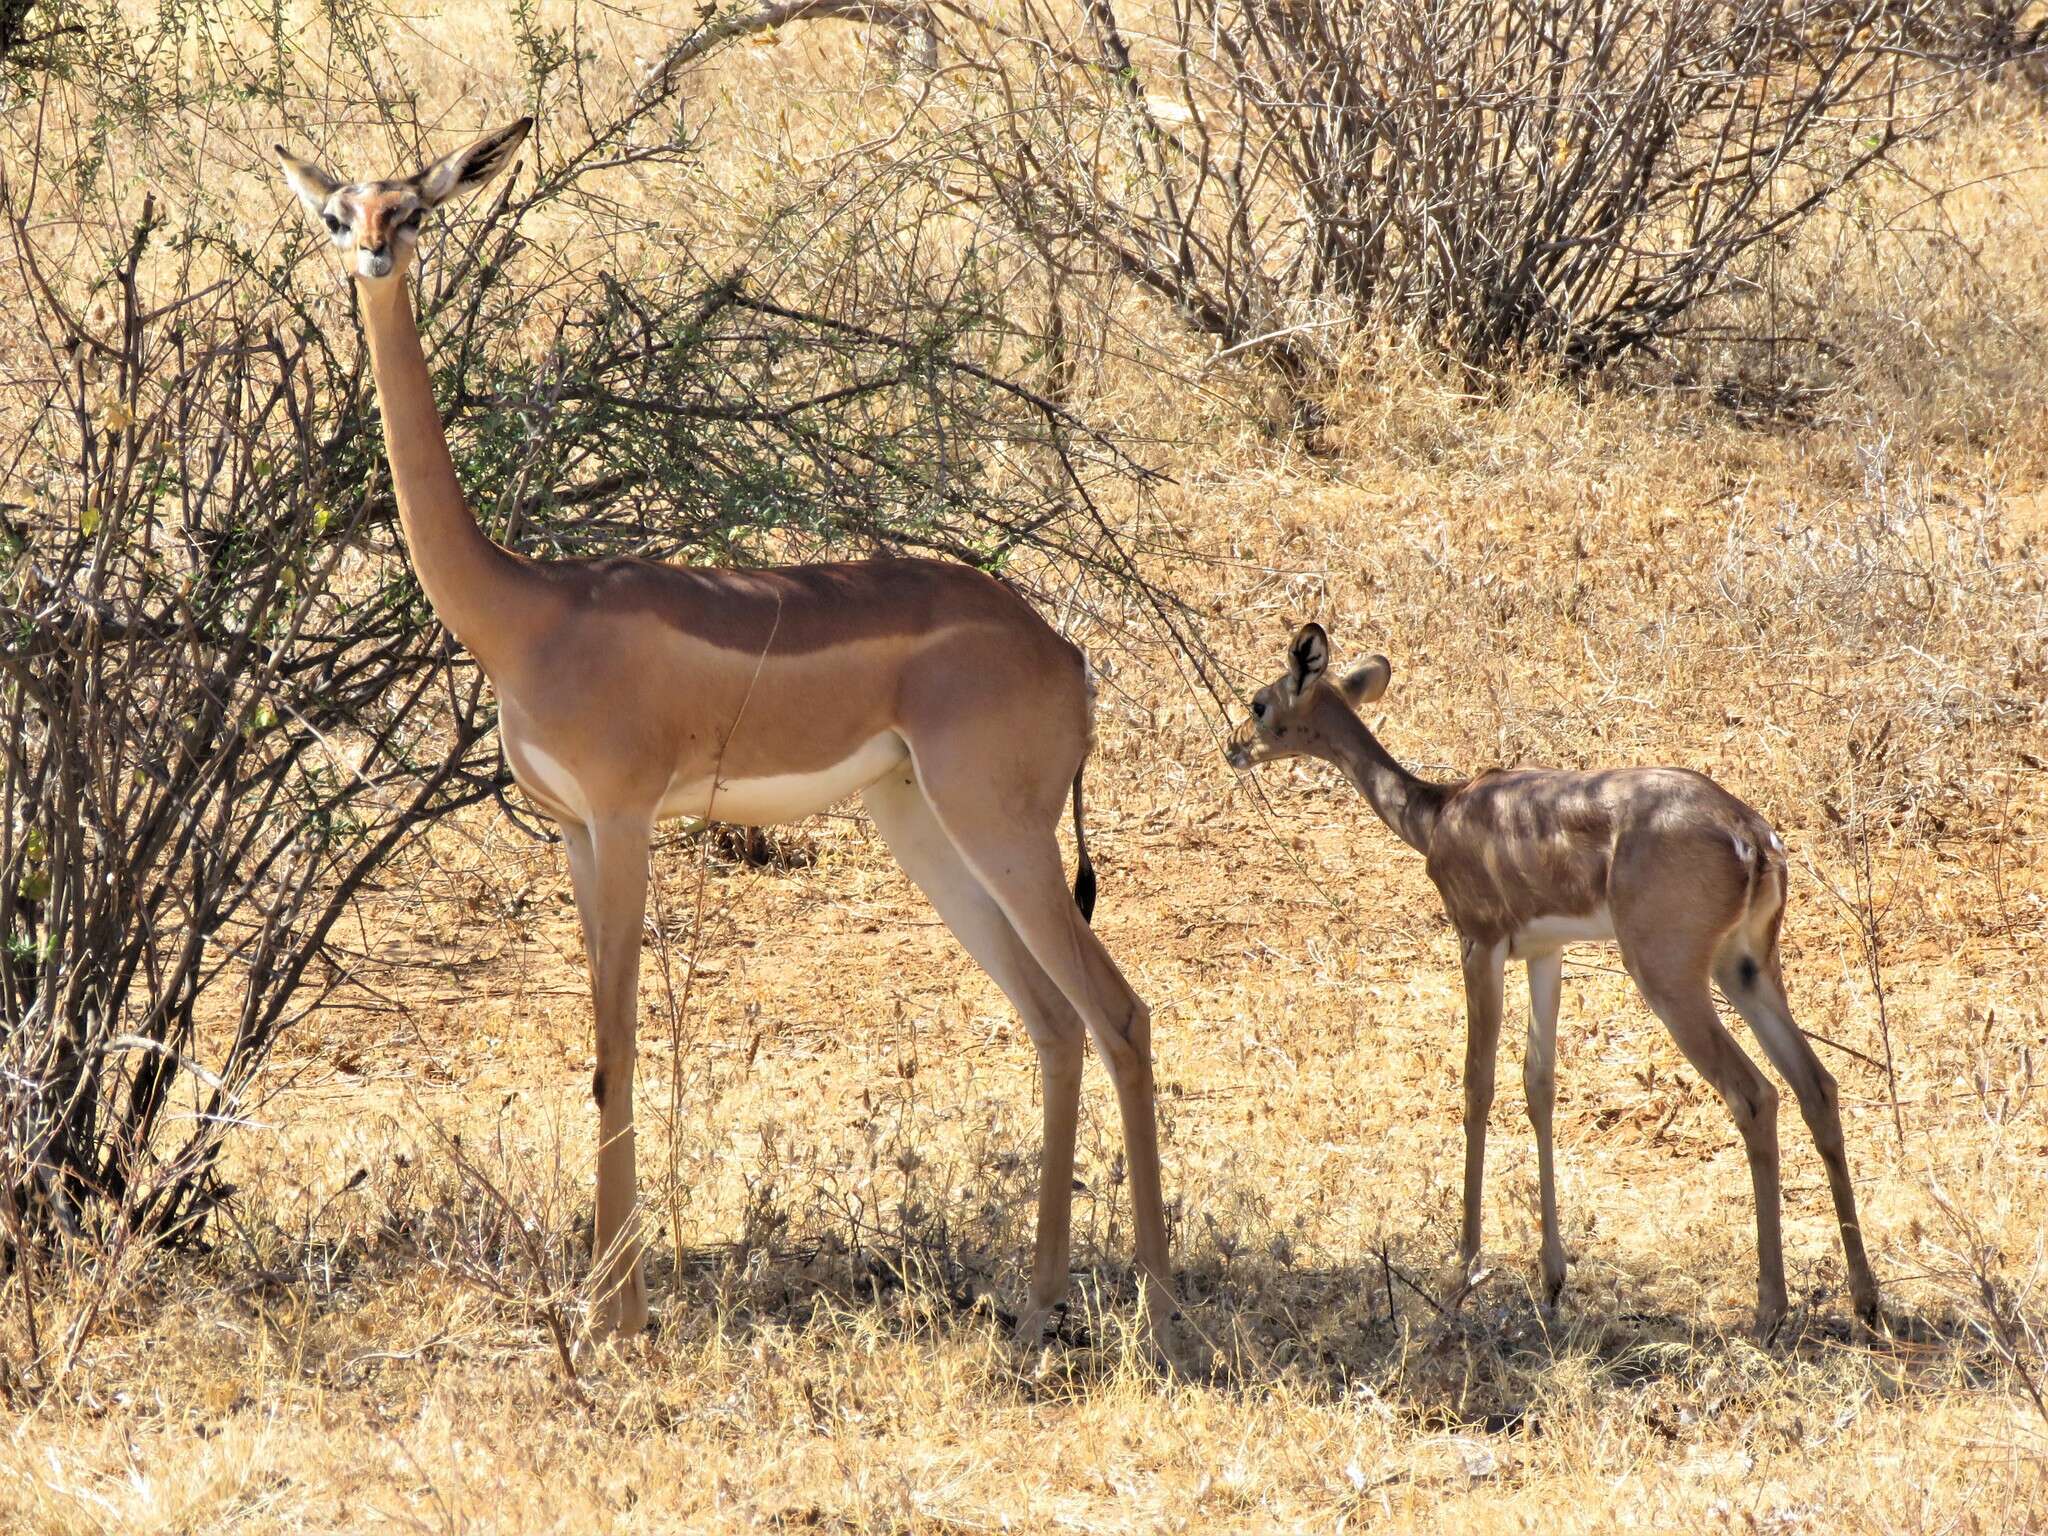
1286, 622, 1330, 694
1339, 654, 1392, 708
415, 117, 534, 205
275, 146, 339, 219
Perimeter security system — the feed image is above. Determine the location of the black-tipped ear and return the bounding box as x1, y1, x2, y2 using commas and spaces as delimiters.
276, 145, 340, 218
1286, 622, 1330, 693
415, 117, 534, 205
1338, 654, 1392, 708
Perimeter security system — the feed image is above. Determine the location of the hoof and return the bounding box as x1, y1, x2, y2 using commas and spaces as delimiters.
587, 1284, 651, 1344
1440, 1252, 1491, 1311
1011, 1304, 1054, 1350
1154, 1319, 1212, 1381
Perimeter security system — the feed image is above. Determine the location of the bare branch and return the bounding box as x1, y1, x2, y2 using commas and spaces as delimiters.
639, 0, 935, 105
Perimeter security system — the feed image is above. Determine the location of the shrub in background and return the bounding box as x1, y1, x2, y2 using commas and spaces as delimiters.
929, 0, 1974, 382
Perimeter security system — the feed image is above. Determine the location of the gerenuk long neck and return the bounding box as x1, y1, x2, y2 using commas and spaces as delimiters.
356, 275, 541, 677
1316, 695, 1449, 855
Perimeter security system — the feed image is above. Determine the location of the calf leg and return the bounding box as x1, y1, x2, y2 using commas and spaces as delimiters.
1629, 955, 1789, 1337
1458, 939, 1507, 1277
1717, 953, 1879, 1325
1525, 952, 1567, 1305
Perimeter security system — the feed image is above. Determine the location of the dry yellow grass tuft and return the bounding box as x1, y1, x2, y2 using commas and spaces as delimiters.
4, 3, 2047, 1531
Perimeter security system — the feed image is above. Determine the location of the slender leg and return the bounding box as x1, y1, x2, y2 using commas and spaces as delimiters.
1629, 958, 1788, 1336
1525, 951, 1566, 1305
911, 781, 1175, 1338
863, 772, 1088, 1341
1717, 955, 1880, 1325
561, 823, 600, 979
1026, 1034, 1085, 1338
1458, 938, 1507, 1276
566, 815, 652, 1339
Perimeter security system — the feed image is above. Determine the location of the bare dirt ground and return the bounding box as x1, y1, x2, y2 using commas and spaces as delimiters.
5, 10, 2048, 1533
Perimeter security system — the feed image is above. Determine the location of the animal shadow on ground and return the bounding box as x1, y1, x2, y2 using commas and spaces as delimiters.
166, 1145, 2013, 1452
633, 1201, 2004, 1437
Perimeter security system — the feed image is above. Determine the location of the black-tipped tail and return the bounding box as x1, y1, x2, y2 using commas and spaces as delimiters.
1071, 766, 1096, 923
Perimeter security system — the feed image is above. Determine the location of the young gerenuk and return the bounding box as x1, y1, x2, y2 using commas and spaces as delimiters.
1226, 623, 1879, 1336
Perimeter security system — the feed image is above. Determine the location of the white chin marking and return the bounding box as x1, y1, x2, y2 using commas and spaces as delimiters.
1508, 904, 1616, 958
659, 731, 908, 826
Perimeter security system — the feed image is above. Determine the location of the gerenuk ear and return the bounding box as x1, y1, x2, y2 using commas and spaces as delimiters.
1286, 622, 1330, 694
275, 145, 340, 219
415, 117, 534, 206
1338, 654, 1392, 708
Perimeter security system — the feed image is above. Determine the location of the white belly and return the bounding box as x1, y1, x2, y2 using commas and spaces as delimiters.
1508, 904, 1615, 958
657, 730, 908, 827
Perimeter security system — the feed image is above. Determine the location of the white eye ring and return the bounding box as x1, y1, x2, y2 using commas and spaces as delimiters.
323, 213, 345, 235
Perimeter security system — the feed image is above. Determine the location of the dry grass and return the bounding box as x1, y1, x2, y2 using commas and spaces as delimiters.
5, 4, 2048, 1531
